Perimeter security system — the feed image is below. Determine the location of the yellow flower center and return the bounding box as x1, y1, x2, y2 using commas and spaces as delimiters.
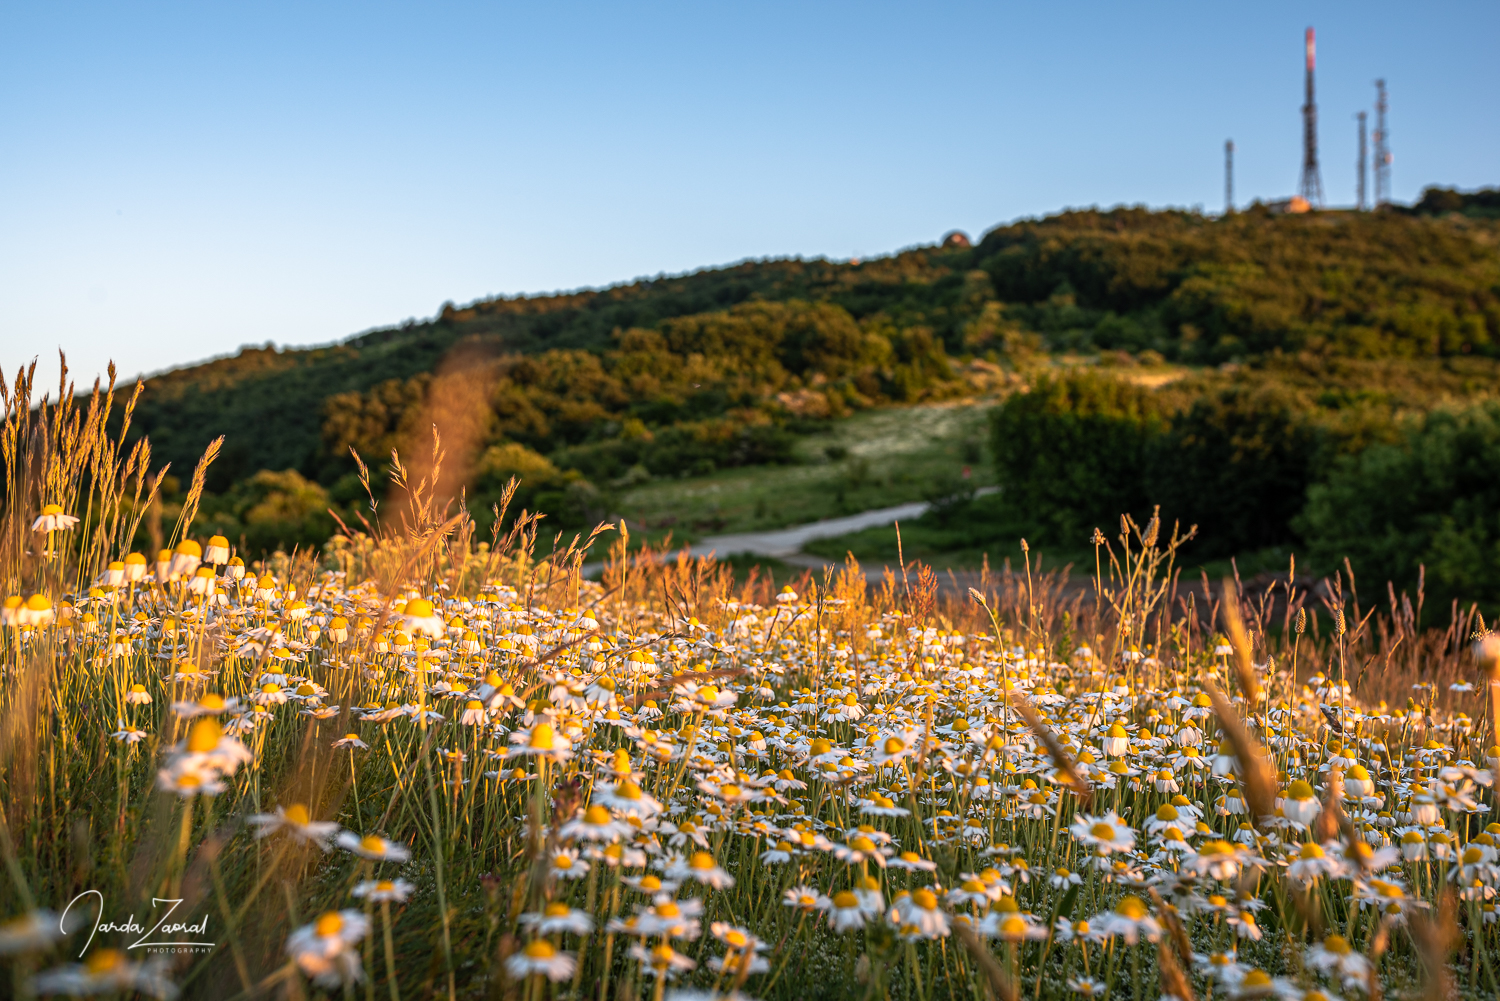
1323, 934, 1351, 955
186, 718, 222, 753
283, 804, 311, 826
315, 912, 344, 936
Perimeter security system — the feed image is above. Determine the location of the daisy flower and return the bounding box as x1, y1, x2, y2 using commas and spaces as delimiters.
351, 879, 416, 903
1070, 812, 1136, 855
31, 950, 177, 1000
336, 832, 412, 863
519, 902, 594, 935
506, 940, 576, 983
247, 804, 341, 849
285, 910, 370, 987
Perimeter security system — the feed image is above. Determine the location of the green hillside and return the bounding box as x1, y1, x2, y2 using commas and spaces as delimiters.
101, 191, 1500, 596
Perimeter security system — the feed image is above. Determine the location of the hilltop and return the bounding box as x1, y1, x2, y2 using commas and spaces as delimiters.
66, 192, 1499, 591
127, 200, 1499, 486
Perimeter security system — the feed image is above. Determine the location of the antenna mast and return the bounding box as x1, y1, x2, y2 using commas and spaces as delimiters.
1225, 140, 1234, 213
1373, 79, 1391, 206
1357, 112, 1368, 210
1298, 27, 1324, 207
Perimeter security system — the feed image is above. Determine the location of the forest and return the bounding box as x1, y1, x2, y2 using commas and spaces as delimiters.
74, 186, 1500, 605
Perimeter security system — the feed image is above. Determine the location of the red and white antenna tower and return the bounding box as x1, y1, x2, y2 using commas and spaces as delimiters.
1298, 28, 1324, 207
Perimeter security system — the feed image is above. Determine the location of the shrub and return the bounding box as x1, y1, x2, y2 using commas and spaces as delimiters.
1297, 402, 1500, 614
990, 372, 1166, 546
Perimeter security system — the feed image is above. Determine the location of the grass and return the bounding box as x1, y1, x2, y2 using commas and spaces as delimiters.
3, 361, 1499, 1001
614, 402, 996, 539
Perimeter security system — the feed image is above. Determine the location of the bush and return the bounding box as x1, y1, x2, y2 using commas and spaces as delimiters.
198, 469, 336, 558
1147, 383, 1321, 557
1297, 402, 1500, 614
990, 372, 1166, 546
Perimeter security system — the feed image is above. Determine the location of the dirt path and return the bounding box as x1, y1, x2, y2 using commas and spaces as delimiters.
582, 489, 996, 583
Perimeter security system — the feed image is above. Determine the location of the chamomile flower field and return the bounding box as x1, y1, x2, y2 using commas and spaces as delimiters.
4, 366, 1500, 1001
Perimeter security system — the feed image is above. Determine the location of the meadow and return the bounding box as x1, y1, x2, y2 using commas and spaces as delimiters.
614, 402, 995, 539
4, 357, 1500, 1001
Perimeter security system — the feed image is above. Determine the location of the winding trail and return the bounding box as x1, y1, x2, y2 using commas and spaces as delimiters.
581, 488, 996, 583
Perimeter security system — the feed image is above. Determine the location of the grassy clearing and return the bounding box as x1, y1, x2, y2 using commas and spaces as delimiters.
613, 402, 996, 539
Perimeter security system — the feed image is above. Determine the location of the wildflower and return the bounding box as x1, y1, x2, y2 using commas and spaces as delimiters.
560, 804, 630, 843
156, 765, 226, 797
352, 879, 415, 903
1186, 839, 1253, 880
167, 718, 253, 777
18, 595, 54, 627
893, 888, 949, 939
169, 540, 202, 580
1307, 933, 1372, 985
0, 910, 66, 955
332, 733, 370, 750
335, 832, 412, 862
823, 890, 867, 932
1287, 841, 1342, 882
888, 850, 938, 872
400, 598, 444, 638
634, 897, 703, 939
593, 780, 663, 817
247, 804, 341, 849
677, 851, 735, 888
1102, 723, 1130, 756
285, 911, 370, 987
1066, 977, 1108, 997
31, 950, 178, 999
171, 692, 240, 717
1282, 780, 1321, 828
519, 902, 594, 935
1095, 895, 1161, 944
783, 885, 824, 912
32, 504, 80, 533
629, 942, 696, 980
204, 535, 230, 564
550, 848, 589, 880
1070, 811, 1136, 855
833, 835, 889, 868
507, 723, 574, 762
111, 720, 148, 744
988, 910, 1048, 942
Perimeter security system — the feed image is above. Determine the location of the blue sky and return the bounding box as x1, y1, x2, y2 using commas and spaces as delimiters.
2, 1, 1495, 387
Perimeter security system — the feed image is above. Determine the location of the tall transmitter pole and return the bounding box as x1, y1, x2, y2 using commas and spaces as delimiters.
1357, 112, 1368, 210
1225, 140, 1234, 213
1298, 27, 1324, 207
1373, 80, 1391, 206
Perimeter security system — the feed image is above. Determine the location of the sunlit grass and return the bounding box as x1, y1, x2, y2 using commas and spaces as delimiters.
2, 359, 1499, 1001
